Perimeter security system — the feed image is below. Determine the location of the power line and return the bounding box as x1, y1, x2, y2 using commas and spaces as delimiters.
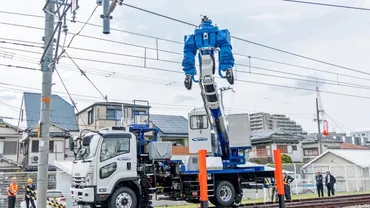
67, 5, 98, 47
281, 0, 370, 11
120, 3, 370, 77
3, 38, 370, 91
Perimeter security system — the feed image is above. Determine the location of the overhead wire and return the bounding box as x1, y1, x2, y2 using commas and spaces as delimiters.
119, 3, 370, 77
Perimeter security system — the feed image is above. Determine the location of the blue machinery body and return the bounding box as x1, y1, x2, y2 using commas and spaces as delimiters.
129, 100, 159, 156
182, 16, 249, 167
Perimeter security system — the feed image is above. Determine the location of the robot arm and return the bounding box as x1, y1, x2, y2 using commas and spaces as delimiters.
217, 29, 235, 84
182, 34, 197, 90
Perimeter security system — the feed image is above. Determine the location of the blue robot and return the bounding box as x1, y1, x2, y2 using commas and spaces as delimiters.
182, 16, 235, 90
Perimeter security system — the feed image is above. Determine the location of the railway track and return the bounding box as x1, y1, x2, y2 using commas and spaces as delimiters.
240, 193, 370, 208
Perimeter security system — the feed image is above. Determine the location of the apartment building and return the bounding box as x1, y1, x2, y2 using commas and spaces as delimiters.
249, 112, 305, 135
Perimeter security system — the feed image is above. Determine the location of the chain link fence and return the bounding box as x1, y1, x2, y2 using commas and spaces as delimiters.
264, 163, 370, 196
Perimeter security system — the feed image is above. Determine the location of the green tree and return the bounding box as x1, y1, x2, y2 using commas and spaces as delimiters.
281, 154, 293, 163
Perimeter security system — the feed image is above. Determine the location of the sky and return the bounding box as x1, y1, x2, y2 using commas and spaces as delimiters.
1, 0, 370, 134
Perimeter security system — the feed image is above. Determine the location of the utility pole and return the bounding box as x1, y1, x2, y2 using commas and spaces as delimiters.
37, 1, 55, 207
315, 98, 323, 155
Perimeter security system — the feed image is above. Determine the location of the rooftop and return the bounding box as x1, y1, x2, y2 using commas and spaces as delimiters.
302, 149, 370, 169
23, 92, 79, 132
340, 142, 369, 150
150, 114, 188, 137
77, 101, 150, 114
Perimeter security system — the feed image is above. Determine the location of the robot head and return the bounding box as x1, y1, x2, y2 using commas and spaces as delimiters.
200, 15, 212, 25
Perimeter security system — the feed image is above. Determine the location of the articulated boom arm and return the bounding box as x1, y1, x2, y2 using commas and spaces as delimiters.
199, 54, 230, 159
181, 16, 235, 160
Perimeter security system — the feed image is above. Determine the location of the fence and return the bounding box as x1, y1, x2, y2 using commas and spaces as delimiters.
262, 163, 370, 196
0, 171, 58, 208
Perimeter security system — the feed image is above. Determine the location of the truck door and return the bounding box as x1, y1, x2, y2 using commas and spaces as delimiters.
97, 133, 137, 194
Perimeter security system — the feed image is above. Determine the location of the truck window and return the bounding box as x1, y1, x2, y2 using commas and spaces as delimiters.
100, 136, 130, 162
190, 115, 208, 130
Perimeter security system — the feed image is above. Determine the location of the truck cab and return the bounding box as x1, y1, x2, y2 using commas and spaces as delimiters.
70, 129, 142, 208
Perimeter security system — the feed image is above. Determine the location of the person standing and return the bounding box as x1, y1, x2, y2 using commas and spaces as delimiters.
7, 177, 18, 208
283, 171, 294, 201
263, 177, 273, 202
315, 171, 324, 197
325, 171, 336, 196
24, 178, 36, 208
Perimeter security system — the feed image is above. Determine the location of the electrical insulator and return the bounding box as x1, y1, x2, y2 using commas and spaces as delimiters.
323, 120, 329, 136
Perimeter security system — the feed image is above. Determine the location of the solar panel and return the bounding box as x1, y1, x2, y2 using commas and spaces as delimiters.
150, 114, 188, 135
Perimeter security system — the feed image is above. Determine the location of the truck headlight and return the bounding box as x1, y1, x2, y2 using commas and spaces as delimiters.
100, 162, 117, 179
85, 168, 94, 186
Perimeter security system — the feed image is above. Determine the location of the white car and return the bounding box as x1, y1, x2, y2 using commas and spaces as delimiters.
20, 190, 67, 208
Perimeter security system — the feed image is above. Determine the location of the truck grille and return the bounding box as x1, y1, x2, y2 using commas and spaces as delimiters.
72, 177, 86, 187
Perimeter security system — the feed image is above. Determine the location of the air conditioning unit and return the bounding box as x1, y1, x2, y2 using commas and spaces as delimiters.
31, 155, 39, 164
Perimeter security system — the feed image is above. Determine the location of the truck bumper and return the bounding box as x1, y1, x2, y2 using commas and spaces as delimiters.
71, 186, 95, 203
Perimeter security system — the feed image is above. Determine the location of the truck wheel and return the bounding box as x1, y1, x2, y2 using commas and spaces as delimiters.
110, 187, 137, 208
215, 181, 235, 207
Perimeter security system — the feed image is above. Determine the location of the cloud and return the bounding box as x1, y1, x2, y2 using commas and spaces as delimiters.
0, 92, 17, 101
245, 12, 301, 22
172, 92, 196, 102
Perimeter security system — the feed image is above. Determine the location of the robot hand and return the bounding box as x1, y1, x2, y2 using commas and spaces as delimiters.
184, 74, 193, 90
225, 68, 235, 85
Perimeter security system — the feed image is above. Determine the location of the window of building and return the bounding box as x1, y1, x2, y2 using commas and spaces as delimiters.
163, 139, 185, 146
49, 140, 54, 152
4, 141, 17, 155
106, 109, 122, 120
304, 148, 318, 156
256, 146, 267, 157
88, 110, 94, 124
31, 140, 39, 153
277, 145, 288, 153
292, 145, 297, 151
190, 115, 208, 130
100, 135, 130, 162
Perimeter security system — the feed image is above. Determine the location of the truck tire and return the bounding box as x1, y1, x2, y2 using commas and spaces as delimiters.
215, 181, 235, 207
110, 187, 137, 208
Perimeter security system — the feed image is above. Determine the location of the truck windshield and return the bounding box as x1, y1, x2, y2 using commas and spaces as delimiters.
78, 134, 101, 160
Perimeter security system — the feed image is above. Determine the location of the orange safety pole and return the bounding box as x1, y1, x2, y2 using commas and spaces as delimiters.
198, 149, 208, 208
274, 149, 285, 207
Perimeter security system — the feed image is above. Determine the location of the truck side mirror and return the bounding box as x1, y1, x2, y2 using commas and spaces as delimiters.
69, 137, 75, 151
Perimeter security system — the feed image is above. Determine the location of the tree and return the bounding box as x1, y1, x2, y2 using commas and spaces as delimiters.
281, 154, 293, 163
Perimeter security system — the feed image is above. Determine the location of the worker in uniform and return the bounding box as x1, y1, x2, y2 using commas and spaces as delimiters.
315, 170, 324, 197
283, 171, 294, 201
7, 177, 18, 208
24, 178, 36, 208
263, 177, 273, 202
325, 171, 336, 196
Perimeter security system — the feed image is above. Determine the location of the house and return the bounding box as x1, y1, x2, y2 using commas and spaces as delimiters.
150, 114, 188, 146
301, 137, 342, 163
18, 92, 79, 171
249, 130, 304, 163
301, 149, 370, 193
75, 101, 150, 131
0, 119, 23, 171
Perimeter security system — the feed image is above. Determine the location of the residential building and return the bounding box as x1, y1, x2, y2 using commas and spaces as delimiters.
249, 130, 304, 163
18, 92, 79, 171
75, 102, 150, 131
150, 114, 188, 146
249, 112, 305, 135
0, 119, 22, 171
301, 137, 342, 163
301, 149, 370, 192
250, 113, 271, 131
